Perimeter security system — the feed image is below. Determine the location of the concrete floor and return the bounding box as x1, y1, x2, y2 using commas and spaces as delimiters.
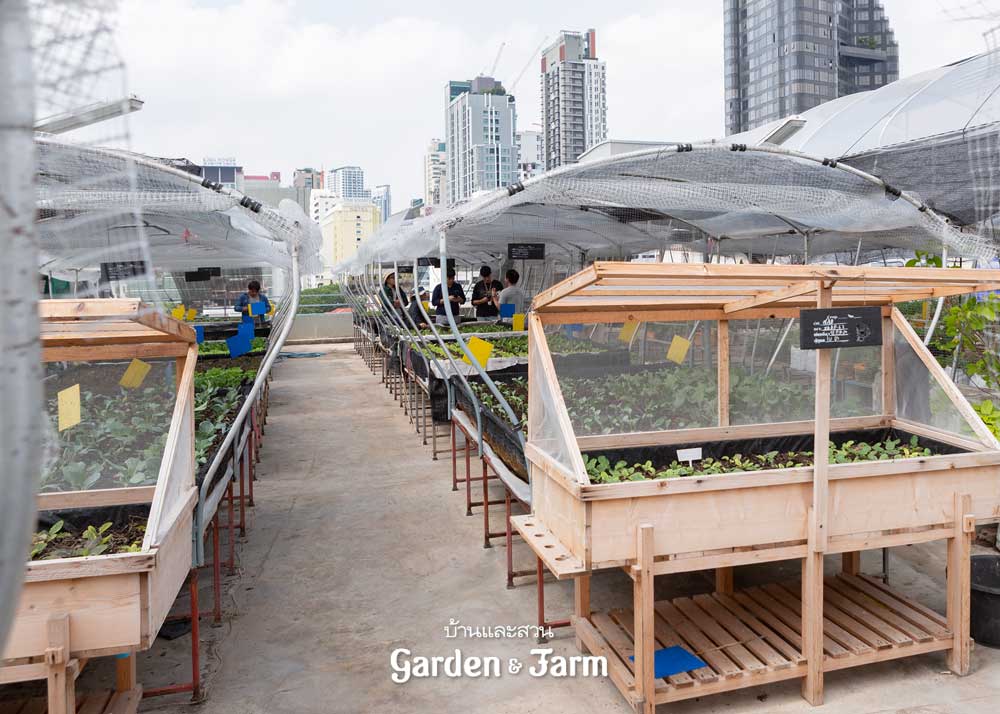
127, 343, 1000, 714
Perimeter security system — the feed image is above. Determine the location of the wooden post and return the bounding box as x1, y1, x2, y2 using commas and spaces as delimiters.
45, 614, 73, 714
946, 492, 973, 675
801, 510, 825, 706
812, 281, 832, 551
574, 574, 591, 651
115, 652, 136, 693
841, 551, 861, 576
633, 525, 655, 714
716, 320, 734, 593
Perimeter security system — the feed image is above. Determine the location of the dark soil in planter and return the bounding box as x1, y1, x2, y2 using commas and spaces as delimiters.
32, 503, 150, 561
196, 354, 263, 373
585, 427, 964, 479
450, 374, 528, 480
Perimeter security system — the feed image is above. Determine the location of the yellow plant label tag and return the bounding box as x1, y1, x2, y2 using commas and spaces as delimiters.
667, 335, 692, 364
119, 358, 152, 389
58, 384, 81, 432
618, 318, 640, 343
422, 301, 431, 313
170, 304, 186, 321
462, 336, 494, 368
185, 308, 198, 321
512, 313, 526, 332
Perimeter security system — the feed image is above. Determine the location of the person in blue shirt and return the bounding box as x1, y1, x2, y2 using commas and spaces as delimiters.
234, 280, 271, 326
430, 268, 466, 325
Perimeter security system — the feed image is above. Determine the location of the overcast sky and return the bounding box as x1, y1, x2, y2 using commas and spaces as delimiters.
116, 0, 998, 210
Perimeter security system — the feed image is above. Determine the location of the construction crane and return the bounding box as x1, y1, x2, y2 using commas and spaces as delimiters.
483, 41, 505, 77
508, 36, 549, 94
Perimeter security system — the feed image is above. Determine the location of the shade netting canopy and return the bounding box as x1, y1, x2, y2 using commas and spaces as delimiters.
35, 136, 324, 277
338, 142, 996, 277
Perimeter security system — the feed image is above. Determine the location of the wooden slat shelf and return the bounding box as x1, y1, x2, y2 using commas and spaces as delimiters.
510, 514, 585, 579
0, 687, 141, 714
582, 574, 952, 706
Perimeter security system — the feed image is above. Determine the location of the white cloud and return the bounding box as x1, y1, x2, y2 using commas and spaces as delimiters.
113, 0, 999, 208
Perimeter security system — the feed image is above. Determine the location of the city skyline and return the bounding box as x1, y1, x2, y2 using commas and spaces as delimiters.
115, 0, 996, 210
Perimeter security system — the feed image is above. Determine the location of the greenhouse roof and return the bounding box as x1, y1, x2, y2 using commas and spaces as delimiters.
532, 263, 1000, 320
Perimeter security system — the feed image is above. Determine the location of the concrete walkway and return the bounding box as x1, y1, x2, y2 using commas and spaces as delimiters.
142, 344, 1000, 714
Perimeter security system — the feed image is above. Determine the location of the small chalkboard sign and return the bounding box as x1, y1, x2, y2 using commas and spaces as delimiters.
800, 306, 882, 350
197, 266, 222, 277
100, 261, 148, 282
184, 270, 211, 282
396, 265, 414, 275
418, 257, 456, 269
508, 243, 545, 260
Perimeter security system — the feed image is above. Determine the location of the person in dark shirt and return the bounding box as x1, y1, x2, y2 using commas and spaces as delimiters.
470, 265, 500, 320
381, 272, 408, 314
430, 267, 466, 325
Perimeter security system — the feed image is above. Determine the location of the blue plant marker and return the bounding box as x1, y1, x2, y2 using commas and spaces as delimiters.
499, 303, 516, 318
226, 332, 251, 358
238, 320, 255, 340
194, 325, 205, 344
629, 646, 706, 679
249, 301, 266, 316
241, 312, 255, 325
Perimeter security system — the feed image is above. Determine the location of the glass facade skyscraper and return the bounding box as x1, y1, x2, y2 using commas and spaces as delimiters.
724, 0, 898, 135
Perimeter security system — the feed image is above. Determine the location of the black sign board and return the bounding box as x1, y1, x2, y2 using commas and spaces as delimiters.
417, 257, 456, 269
396, 265, 414, 275
100, 261, 148, 282
508, 243, 545, 260
799, 306, 882, 350
184, 270, 211, 282
197, 266, 222, 277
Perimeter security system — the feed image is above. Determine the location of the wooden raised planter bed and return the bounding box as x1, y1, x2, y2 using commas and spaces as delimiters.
1, 300, 199, 714
513, 264, 1000, 712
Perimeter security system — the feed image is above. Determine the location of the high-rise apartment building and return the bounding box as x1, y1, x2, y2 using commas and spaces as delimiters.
292, 168, 323, 216
327, 165, 370, 200
515, 130, 543, 181
445, 76, 518, 206
424, 139, 447, 208
724, 0, 899, 135
310, 188, 341, 224
540, 30, 607, 170
372, 184, 392, 223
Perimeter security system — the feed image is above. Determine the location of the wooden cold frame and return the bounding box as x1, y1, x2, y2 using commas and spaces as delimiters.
518, 265, 1000, 709
2, 300, 198, 713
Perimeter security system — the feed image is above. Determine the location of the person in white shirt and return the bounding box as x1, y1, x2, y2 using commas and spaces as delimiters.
493, 268, 526, 316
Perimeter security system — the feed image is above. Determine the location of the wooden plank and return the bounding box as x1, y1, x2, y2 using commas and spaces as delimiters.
838, 574, 950, 637
822, 638, 951, 673
36, 486, 155, 513
713, 593, 805, 665
104, 686, 141, 714
723, 280, 817, 314
115, 653, 136, 693
799, 550, 825, 705
24, 551, 155, 584
947, 492, 973, 675
654, 601, 743, 678
525, 442, 583, 496
764, 581, 871, 655
826, 577, 934, 643
633, 525, 656, 710
0, 662, 47, 684
785, 581, 894, 650
812, 282, 832, 551
575, 616, 639, 706
40, 299, 140, 321
509, 514, 586, 578
653, 663, 805, 705
827, 526, 953, 555
576, 415, 885, 454
715, 567, 734, 595
77, 691, 112, 714
531, 264, 599, 310
46, 615, 71, 714
740, 585, 848, 658
42, 342, 188, 363
842, 551, 861, 576
890, 418, 988, 453
675, 597, 771, 672
145, 503, 195, 647
611, 610, 698, 687
2, 574, 142, 660
891, 308, 1000, 449
822, 583, 912, 646
882, 316, 895, 419
717, 319, 730, 427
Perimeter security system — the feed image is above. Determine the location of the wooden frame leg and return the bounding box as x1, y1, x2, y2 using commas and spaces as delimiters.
574, 574, 591, 651
115, 652, 136, 693
801, 549, 825, 706
634, 525, 655, 714
842, 551, 861, 576
45, 614, 73, 714
715, 566, 734, 594
947, 492, 973, 675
